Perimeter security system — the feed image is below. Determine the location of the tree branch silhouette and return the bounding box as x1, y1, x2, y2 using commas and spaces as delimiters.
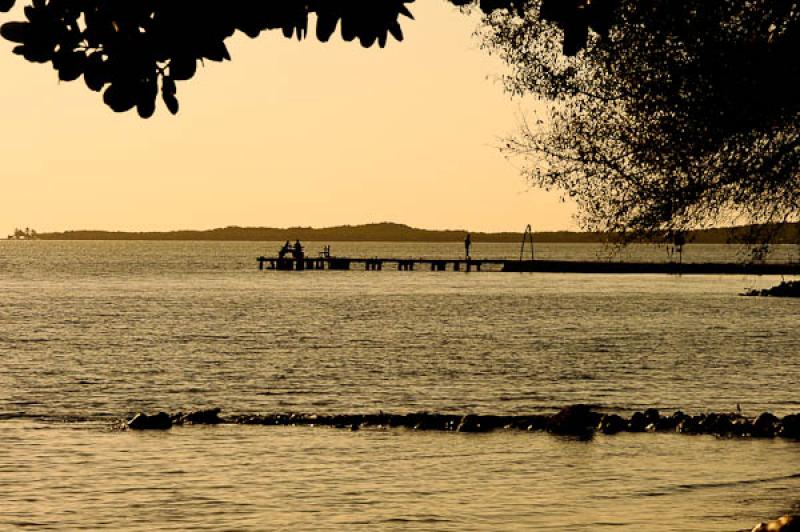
0, 1, 607, 117
480, 0, 800, 238
0, 0, 420, 117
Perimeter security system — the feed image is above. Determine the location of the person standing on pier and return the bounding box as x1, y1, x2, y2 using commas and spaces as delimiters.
278, 241, 290, 259
465, 233, 472, 259
292, 240, 304, 261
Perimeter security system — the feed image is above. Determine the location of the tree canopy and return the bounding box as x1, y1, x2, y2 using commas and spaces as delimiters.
0, 0, 424, 117
480, 0, 800, 237
0, 0, 577, 118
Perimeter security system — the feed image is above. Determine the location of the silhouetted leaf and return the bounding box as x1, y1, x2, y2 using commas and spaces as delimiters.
161, 75, 176, 96
202, 40, 230, 62
103, 82, 136, 113
83, 53, 107, 92
0, 0, 15, 13
16, 39, 54, 62
137, 92, 156, 118
388, 21, 403, 42
163, 91, 179, 115
316, 10, 339, 42
0, 21, 30, 43
53, 50, 85, 81
169, 56, 196, 81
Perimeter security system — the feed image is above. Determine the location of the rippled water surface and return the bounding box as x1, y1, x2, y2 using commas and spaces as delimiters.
1, 241, 799, 530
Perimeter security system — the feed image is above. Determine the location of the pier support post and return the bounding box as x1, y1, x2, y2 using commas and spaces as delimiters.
328, 259, 350, 270
429, 261, 445, 272
258, 257, 265, 271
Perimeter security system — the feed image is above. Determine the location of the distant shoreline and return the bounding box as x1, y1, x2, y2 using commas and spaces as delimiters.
13, 222, 800, 244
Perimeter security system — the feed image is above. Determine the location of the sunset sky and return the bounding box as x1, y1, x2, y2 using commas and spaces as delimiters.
0, 2, 576, 234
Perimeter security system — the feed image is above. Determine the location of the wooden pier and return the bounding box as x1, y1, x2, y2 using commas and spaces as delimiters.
257, 256, 492, 272
256, 256, 800, 275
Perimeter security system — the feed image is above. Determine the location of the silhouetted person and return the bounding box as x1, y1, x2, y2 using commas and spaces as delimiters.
292, 240, 304, 261
278, 240, 290, 259
465, 233, 472, 259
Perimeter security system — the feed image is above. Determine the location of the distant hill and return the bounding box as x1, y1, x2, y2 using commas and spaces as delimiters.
35, 223, 596, 242
33, 222, 799, 244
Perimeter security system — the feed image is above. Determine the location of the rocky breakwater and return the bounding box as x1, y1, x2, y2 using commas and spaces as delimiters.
751, 515, 800, 531
123, 406, 800, 440
744, 280, 800, 298
125, 408, 223, 430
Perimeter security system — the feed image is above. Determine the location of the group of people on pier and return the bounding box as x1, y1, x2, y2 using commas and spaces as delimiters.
275, 233, 472, 264
278, 240, 304, 261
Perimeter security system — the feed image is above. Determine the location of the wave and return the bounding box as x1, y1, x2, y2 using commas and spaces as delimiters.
637, 472, 800, 497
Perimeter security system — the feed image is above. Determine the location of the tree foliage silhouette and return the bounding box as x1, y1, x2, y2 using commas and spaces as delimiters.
0, 0, 420, 117
480, 0, 800, 237
0, 0, 597, 118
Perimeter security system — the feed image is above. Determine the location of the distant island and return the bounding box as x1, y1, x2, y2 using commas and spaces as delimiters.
20, 222, 800, 244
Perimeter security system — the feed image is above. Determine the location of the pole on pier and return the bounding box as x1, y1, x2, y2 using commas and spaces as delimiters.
520, 224, 535, 261
258, 257, 265, 271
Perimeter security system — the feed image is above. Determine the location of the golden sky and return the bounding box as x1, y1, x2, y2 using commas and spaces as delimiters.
0, 2, 576, 234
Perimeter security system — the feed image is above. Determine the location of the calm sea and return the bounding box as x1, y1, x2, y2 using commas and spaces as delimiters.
1, 241, 799, 531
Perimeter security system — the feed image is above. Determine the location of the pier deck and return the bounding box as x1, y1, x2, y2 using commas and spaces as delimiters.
256, 256, 800, 275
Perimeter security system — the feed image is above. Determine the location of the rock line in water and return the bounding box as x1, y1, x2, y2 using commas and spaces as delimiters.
122, 405, 800, 440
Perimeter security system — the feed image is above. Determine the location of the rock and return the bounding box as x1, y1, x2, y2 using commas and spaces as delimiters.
547, 405, 600, 436
751, 515, 800, 531
628, 411, 648, 432
598, 414, 627, 435
780, 414, 800, 439
333, 415, 363, 429
514, 415, 549, 432
127, 412, 172, 430
456, 414, 491, 433
644, 408, 661, 424
753, 412, 779, 437
408, 413, 457, 431
744, 280, 800, 298
671, 410, 689, 425
731, 417, 753, 437
363, 412, 391, 428
701, 412, 734, 435
480, 415, 512, 432
387, 414, 408, 428
178, 408, 223, 425
676, 415, 702, 434
651, 412, 679, 432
